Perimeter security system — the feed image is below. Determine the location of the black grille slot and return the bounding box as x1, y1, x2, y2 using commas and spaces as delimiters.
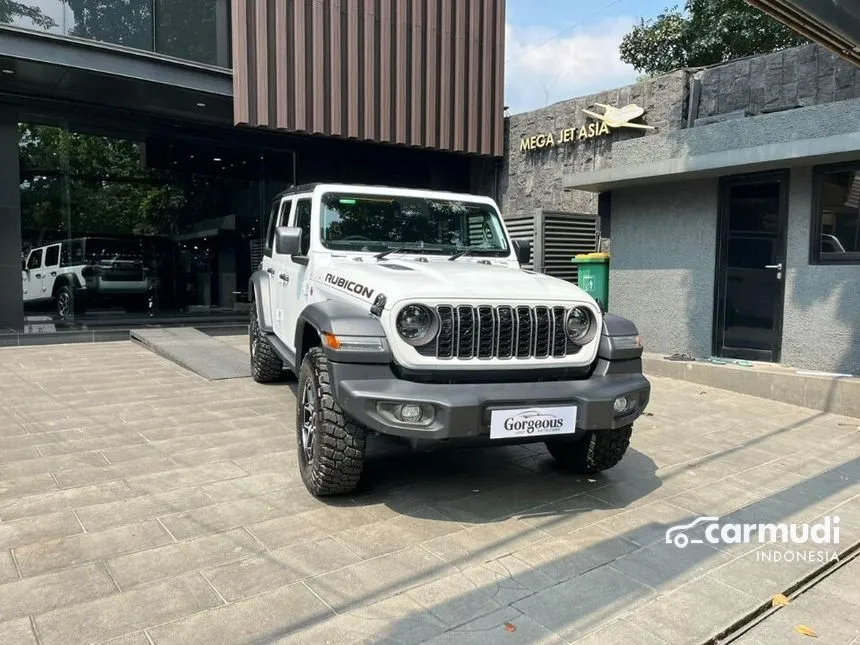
534, 306, 551, 358
436, 305, 455, 358
497, 306, 514, 358
457, 305, 476, 358
477, 306, 495, 358
552, 306, 568, 357
515, 307, 533, 358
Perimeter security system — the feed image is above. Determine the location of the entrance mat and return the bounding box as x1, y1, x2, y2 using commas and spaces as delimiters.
130, 327, 251, 380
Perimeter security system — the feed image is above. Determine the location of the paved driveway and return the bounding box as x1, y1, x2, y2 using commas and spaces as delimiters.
0, 338, 858, 645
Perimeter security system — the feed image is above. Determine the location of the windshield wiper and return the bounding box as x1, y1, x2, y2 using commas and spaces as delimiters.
448, 247, 485, 261
375, 247, 415, 260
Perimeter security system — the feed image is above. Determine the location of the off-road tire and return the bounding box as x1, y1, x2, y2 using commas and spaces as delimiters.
546, 425, 633, 473
297, 347, 366, 496
249, 305, 284, 383
55, 285, 76, 321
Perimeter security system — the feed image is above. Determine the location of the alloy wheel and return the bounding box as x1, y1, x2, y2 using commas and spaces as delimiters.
57, 292, 70, 319
300, 380, 317, 462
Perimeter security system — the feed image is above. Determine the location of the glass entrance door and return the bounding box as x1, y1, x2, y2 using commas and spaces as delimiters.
714, 172, 789, 362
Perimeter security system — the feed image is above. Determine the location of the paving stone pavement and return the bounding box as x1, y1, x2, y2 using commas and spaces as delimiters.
730, 554, 860, 645
0, 337, 857, 645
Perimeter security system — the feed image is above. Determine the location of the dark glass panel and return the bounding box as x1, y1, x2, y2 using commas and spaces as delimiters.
155, 0, 225, 66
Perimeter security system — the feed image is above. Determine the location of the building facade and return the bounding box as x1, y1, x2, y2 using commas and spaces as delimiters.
503, 42, 860, 375
0, 0, 505, 342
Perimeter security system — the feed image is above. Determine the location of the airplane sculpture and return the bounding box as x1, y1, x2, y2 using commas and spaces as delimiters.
582, 103, 655, 130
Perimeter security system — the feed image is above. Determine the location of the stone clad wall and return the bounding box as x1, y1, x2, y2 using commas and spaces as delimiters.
695, 43, 860, 121
499, 71, 689, 220
499, 42, 860, 222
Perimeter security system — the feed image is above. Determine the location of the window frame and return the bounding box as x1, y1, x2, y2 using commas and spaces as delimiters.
26, 248, 43, 270
810, 161, 860, 265
44, 244, 61, 267
262, 199, 283, 258
291, 196, 313, 259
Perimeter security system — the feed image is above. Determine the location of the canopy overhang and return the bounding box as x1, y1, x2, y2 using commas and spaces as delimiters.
746, 0, 860, 66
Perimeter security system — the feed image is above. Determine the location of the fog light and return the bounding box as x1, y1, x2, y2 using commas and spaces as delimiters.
398, 404, 423, 423
376, 401, 436, 426
613, 396, 630, 414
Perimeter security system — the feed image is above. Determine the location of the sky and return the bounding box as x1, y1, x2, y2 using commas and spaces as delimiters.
505, 0, 672, 114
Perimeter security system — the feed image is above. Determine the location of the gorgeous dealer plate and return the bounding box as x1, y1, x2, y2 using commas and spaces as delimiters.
489, 405, 577, 440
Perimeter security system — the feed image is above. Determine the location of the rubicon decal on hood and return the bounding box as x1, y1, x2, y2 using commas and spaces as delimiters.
323, 273, 375, 299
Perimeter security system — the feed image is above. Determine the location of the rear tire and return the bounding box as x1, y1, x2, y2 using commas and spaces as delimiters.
297, 347, 366, 496
546, 425, 633, 473
249, 305, 285, 383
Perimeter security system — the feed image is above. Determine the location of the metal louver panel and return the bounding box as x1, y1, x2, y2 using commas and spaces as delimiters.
250, 239, 264, 268
503, 214, 536, 272
502, 209, 598, 281
542, 211, 599, 283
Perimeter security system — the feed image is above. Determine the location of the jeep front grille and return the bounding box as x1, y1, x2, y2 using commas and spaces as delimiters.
416, 305, 574, 360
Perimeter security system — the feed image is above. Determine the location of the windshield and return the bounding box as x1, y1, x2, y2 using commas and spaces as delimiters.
319, 192, 510, 256
83, 239, 144, 264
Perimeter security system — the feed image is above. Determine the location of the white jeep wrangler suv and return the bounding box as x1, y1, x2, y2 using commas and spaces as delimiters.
249, 183, 651, 497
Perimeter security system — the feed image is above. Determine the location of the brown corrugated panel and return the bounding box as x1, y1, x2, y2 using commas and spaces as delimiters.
480, 0, 492, 154
362, 0, 376, 140
424, 0, 439, 149
411, 0, 423, 146
329, 0, 343, 137
232, 0, 506, 157
346, 0, 360, 139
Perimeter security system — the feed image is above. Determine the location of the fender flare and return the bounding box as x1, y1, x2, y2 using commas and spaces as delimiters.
295, 299, 389, 364
248, 270, 274, 332
598, 313, 643, 361
52, 272, 83, 294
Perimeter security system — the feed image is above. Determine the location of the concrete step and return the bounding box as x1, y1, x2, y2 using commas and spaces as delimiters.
643, 353, 859, 419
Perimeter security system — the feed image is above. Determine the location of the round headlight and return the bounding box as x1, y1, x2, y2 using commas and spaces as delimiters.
566, 306, 594, 344
396, 304, 437, 345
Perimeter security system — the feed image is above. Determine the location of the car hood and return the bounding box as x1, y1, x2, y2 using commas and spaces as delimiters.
311, 257, 597, 309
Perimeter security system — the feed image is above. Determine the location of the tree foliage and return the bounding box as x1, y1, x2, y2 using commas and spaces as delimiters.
18, 124, 194, 244
619, 0, 807, 76
65, 0, 220, 65
0, 0, 56, 29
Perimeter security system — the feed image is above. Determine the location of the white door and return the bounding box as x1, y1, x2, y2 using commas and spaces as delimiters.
23, 248, 44, 303
42, 244, 61, 298
269, 197, 294, 338
280, 195, 313, 345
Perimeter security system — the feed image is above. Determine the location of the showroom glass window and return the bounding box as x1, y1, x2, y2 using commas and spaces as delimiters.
0, 1, 231, 66
18, 119, 292, 332
812, 164, 860, 264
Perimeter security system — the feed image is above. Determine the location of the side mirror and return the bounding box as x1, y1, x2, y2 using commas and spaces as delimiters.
512, 239, 531, 265
274, 226, 303, 256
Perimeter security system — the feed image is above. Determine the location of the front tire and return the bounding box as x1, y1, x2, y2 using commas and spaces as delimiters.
55, 285, 78, 321
297, 347, 366, 496
546, 425, 633, 473
249, 305, 284, 383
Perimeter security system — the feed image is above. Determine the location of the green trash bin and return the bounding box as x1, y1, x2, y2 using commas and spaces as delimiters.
572, 252, 610, 311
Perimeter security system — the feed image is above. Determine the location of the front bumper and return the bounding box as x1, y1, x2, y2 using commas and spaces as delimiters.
328, 361, 651, 441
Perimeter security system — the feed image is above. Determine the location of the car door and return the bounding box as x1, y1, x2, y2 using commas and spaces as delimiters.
269, 197, 295, 336
281, 195, 313, 344
42, 244, 61, 298
23, 248, 44, 303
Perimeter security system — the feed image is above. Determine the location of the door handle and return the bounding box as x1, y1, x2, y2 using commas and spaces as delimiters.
35, 273, 41, 278
279, 273, 290, 283
764, 263, 783, 271
266, 267, 275, 275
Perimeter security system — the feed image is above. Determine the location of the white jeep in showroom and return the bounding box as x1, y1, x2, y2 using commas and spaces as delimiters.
249, 183, 650, 496
22, 237, 151, 320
